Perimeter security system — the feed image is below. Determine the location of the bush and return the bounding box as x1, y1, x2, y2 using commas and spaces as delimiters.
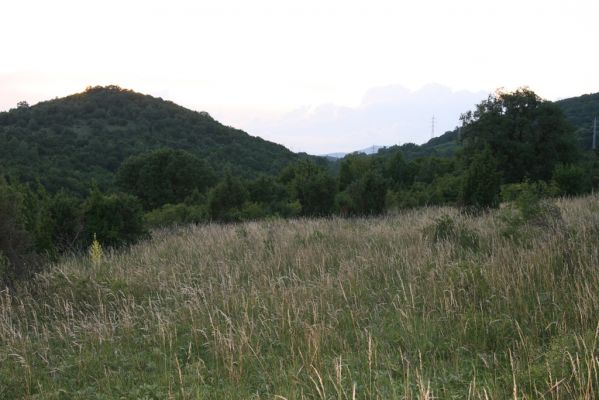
208, 172, 249, 222
82, 187, 148, 248
337, 171, 387, 216
551, 164, 590, 196
499, 182, 562, 240
47, 191, 84, 253
460, 146, 501, 210
425, 214, 480, 252
145, 203, 207, 228
0, 178, 41, 286
116, 148, 216, 210
279, 160, 336, 217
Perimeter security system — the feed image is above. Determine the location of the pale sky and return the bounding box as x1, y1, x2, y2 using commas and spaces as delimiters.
2, 0, 598, 153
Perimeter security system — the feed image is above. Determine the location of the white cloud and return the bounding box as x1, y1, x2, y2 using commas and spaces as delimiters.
219, 84, 488, 154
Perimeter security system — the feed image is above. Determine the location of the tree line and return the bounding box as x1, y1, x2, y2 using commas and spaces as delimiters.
1, 88, 598, 287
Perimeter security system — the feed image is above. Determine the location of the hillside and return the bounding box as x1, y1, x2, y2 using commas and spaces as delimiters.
556, 92, 599, 149
0, 86, 301, 194
376, 92, 599, 160
1, 194, 598, 398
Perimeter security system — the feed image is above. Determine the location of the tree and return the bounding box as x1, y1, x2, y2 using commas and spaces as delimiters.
460, 146, 501, 210
384, 151, 414, 189
207, 172, 249, 222
116, 148, 216, 210
337, 170, 388, 216
551, 164, 589, 196
279, 160, 336, 216
0, 177, 40, 286
460, 88, 578, 183
247, 175, 299, 217
82, 187, 148, 248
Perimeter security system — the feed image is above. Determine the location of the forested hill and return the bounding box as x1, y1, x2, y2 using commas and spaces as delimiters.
556, 92, 599, 150
0, 86, 302, 194
376, 91, 599, 160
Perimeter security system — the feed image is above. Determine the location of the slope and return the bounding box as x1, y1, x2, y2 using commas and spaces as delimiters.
0, 86, 301, 194
556, 92, 599, 150
378, 91, 599, 160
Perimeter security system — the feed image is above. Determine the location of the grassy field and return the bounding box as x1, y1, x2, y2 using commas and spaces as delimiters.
1, 194, 598, 399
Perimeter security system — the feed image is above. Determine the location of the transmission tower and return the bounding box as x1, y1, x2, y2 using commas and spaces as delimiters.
431, 115, 435, 139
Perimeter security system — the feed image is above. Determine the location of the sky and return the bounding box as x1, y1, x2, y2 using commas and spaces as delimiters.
2, 0, 598, 153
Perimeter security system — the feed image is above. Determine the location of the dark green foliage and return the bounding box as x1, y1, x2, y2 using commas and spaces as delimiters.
551, 164, 590, 196
0, 177, 41, 286
46, 191, 84, 253
460, 88, 579, 183
247, 175, 299, 217
337, 170, 387, 216
590, 153, 599, 189
20, 183, 56, 258
338, 154, 374, 191
82, 187, 148, 248
208, 172, 249, 222
336, 155, 388, 215
280, 160, 336, 216
460, 147, 501, 210
555, 92, 599, 150
145, 203, 207, 228
384, 151, 415, 189
116, 148, 216, 210
375, 129, 461, 161
0, 85, 301, 195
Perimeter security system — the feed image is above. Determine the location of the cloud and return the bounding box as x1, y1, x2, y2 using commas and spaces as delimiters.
236, 84, 488, 154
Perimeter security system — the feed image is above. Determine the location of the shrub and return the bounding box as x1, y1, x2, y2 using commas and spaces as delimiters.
425, 214, 480, 252
145, 203, 207, 228
82, 187, 148, 248
551, 164, 590, 196
116, 148, 216, 210
208, 172, 249, 222
0, 178, 41, 286
338, 171, 387, 216
460, 146, 501, 210
499, 182, 562, 240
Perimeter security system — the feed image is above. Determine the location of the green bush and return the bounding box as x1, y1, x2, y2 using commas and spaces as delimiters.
82, 187, 148, 248
0, 178, 41, 286
145, 203, 207, 228
279, 160, 336, 216
208, 172, 249, 222
460, 146, 501, 210
499, 182, 562, 240
551, 164, 590, 196
338, 171, 387, 216
425, 214, 480, 252
116, 148, 216, 210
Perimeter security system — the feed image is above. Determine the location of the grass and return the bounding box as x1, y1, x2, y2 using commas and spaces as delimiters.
1, 194, 599, 399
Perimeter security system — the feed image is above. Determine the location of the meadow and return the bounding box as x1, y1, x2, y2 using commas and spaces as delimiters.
1, 194, 598, 399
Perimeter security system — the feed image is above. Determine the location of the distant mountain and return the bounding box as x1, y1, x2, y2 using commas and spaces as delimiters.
0, 86, 303, 194
322, 145, 386, 159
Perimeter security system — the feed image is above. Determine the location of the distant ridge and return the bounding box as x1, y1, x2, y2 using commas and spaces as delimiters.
321, 145, 386, 159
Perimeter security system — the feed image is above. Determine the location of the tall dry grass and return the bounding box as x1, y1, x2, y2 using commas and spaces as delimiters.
1, 194, 598, 399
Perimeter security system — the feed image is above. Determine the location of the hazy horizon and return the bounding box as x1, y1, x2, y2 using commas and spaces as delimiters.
2, 0, 598, 153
